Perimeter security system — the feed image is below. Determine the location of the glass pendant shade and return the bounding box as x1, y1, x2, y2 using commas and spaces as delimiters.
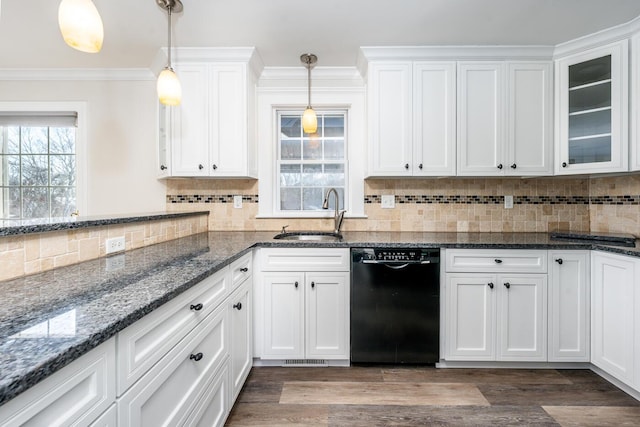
157, 67, 182, 106
58, 0, 104, 53
302, 107, 317, 134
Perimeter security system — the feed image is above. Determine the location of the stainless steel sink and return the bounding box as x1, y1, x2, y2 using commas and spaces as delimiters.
273, 231, 343, 241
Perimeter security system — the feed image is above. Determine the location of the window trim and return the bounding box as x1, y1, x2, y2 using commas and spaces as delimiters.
0, 102, 87, 218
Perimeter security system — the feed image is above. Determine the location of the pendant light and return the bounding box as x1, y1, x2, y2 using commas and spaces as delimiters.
58, 0, 104, 53
300, 53, 318, 134
156, 0, 183, 106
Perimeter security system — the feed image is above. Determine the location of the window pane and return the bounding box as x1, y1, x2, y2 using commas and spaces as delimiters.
302, 187, 323, 210
280, 164, 301, 187
1, 126, 20, 154
21, 155, 48, 186
280, 187, 301, 210
22, 187, 49, 219
303, 137, 322, 160
2, 155, 21, 185
281, 139, 301, 160
324, 164, 345, 186
324, 139, 344, 160
50, 128, 76, 154
50, 155, 76, 186
302, 164, 322, 185
281, 116, 301, 138
324, 115, 344, 137
1, 187, 21, 218
51, 187, 76, 217
21, 127, 49, 154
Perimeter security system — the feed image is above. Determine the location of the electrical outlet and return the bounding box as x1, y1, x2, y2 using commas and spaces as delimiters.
233, 195, 243, 209
106, 254, 125, 271
105, 236, 125, 254
504, 195, 514, 209
381, 195, 395, 209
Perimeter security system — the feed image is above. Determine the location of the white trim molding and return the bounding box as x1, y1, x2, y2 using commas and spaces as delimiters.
0, 69, 154, 81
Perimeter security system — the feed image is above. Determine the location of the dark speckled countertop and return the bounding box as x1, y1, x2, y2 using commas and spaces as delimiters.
1, 230, 639, 406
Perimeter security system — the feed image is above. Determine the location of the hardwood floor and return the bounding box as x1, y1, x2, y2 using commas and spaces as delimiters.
226, 367, 640, 426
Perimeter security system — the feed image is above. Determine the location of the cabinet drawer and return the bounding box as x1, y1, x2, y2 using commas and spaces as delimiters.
118, 305, 229, 427
0, 339, 116, 427
229, 252, 252, 290
116, 266, 229, 395
445, 249, 547, 273
260, 248, 350, 271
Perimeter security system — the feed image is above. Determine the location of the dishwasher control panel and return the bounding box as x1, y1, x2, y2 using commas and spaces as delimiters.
353, 248, 440, 263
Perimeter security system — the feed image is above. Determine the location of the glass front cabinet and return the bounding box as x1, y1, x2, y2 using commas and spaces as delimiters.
555, 40, 628, 174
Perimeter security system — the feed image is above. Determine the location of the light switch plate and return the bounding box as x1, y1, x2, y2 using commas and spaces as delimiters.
504, 195, 513, 209
381, 195, 395, 209
233, 195, 243, 209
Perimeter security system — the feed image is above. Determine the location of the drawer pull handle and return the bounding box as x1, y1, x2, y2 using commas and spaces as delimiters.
504, 282, 511, 289
198, 164, 204, 170
212, 164, 218, 170
418, 163, 423, 170
160, 165, 167, 171
311, 281, 315, 289
510, 163, 517, 169
239, 267, 249, 273
404, 163, 409, 170
497, 164, 503, 170
488, 282, 494, 289
190, 303, 203, 311
295, 281, 298, 288
562, 162, 568, 168
190, 352, 203, 362
555, 258, 563, 265
494, 259, 503, 264
233, 302, 242, 310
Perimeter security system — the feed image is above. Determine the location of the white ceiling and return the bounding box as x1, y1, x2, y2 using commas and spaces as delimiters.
1, 0, 640, 69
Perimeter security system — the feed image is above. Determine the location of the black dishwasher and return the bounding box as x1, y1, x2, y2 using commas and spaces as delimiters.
350, 248, 440, 364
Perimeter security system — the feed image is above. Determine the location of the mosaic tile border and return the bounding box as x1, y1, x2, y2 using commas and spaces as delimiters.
166, 194, 640, 205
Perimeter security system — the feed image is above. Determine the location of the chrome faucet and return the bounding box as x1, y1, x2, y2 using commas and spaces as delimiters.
322, 188, 346, 234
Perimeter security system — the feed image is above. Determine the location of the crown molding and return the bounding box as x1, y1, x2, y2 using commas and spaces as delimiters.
259, 66, 363, 82
0, 68, 154, 81
151, 47, 265, 77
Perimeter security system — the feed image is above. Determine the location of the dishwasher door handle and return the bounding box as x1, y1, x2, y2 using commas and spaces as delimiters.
360, 260, 432, 265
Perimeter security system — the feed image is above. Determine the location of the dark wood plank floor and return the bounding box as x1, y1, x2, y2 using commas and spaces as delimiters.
226, 367, 640, 426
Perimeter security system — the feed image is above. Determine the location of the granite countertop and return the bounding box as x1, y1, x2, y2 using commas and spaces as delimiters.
0, 211, 209, 237
1, 230, 639, 406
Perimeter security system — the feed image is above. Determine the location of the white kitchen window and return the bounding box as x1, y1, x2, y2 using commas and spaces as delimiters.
0, 111, 78, 220
276, 110, 347, 213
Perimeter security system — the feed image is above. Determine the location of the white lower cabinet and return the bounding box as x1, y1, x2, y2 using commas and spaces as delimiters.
229, 278, 252, 402
118, 305, 229, 426
0, 339, 115, 427
591, 251, 637, 386
90, 404, 117, 427
257, 248, 350, 362
548, 251, 590, 361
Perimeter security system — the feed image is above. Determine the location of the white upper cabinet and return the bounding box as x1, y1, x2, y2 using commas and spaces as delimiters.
555, 40, 629, 175
367, 61, 456, 176
164, 48, 262, 178
631, 33, 640, 171
457, 61, 552, 176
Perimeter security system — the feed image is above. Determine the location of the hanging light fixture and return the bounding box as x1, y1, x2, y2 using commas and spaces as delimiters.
58, 0, 104, 53
156, 0, 183, 106
300, 53, 318, 134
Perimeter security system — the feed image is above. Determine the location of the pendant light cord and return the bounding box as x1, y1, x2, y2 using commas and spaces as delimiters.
307, 60, 312, 109
167, 4, 172, 69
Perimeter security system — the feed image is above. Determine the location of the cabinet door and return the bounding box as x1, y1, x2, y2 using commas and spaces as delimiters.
413, 62, 457, 176
591, 251, 636, 385
632, 33, 640, 171
367, 62, 413, 176
171, 64, 210, 176
507, 62, 553, 175
548, 251, 590, 362
305, 272, 350, 359
183, 364, 229, 427
445, 274, 496, 360
457, 62, 504, 176
209, 63, 247, 176
157, 103, 171, 177
555, 40, 628, 174
496, 274, 547, 361
262, 272, 305, 359
229, 279, 252, 402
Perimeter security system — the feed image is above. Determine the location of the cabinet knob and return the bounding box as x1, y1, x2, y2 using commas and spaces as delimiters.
562, 162, 568, 168
294, 281, 298, 288
404, 163, 409, 170
504, 282, 511, 289
510, 163, 517, 169
190, 303, 203, 311
494, 259, 503, 264
189, 352, 203, 362
212, 164, 218, 170
240, 267, 249, 273
160, 165, 167, 171
488, 282, 494, 289
233, 302, 242, 310
198, 164, 204, 170
497, 164, 503, 170
555, 258, 563, 265
311, 281, 315, 289
418, 163, 423, 170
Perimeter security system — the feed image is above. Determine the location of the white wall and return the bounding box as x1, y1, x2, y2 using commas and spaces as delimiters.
0, 79, 166, 216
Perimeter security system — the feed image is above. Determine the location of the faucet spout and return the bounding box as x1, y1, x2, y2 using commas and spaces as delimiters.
322, 188, 346, 234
